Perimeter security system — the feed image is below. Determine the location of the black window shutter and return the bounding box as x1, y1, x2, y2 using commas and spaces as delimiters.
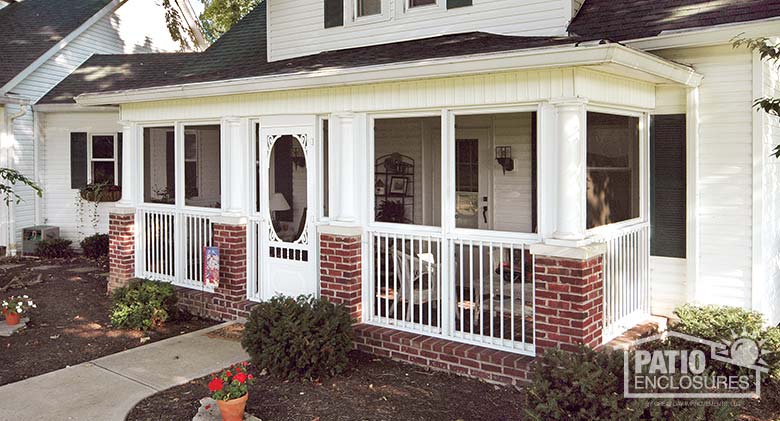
324, 0, 343, 28
447, 0, 472, 9
70, 132, 88, 189
166, 131, 175, 195
117, 132, 123, 187
650, 114, 686, 258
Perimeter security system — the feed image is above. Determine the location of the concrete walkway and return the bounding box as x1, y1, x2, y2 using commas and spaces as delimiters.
0, 322, 249, 421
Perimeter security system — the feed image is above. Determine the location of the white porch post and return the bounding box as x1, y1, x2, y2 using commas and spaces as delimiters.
117, 121, 136, 208
221, 116, 247, 217
551, 98, 588, 241
331, 113, 358, 225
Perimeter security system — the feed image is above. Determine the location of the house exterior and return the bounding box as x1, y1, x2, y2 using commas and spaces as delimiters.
36, 0, 780, 385
0, 0, 205, 254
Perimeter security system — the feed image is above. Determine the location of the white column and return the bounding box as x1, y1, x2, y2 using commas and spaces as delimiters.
221, 116, 247, 217
332, 113, 357, 225
117, 121, 136, 208
551, 98, 588, 241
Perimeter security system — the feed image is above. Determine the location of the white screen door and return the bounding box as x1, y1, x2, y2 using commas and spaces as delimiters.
257, 116, 318, 299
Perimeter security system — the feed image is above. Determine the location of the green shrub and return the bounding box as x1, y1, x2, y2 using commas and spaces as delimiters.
525, 346, 734, 421
241, 295, 353, 380
80, 233, 109, 259
36, 238, 73, 258
110, 279, 178, 330
672, 304, 780, 381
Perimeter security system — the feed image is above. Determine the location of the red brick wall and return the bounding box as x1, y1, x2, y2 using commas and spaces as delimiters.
108, 212, 135, 292
354, 325, 533, 386
319, 233, 362, 322
534, 255, 604, 351
177, 223, 255, 321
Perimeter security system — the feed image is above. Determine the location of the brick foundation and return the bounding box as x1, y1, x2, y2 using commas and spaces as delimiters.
177, 223, 255, 321
534, 255, 604, 351
319, 233, 362, 322
108, 212, 135, 292
354, 324, 533, 385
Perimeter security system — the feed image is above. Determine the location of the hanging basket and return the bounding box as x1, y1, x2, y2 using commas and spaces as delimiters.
80, 185, 122, 203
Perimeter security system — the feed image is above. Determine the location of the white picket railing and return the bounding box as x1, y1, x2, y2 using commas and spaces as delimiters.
596, 223, 651, 344
366, 226, 535, 355
136, 207, 217, 290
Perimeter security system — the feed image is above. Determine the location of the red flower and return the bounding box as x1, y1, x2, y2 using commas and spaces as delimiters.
225, 370, 232, 377
247, 374, 254, 380
234, 373, 247, 384
208, 378, 224, 392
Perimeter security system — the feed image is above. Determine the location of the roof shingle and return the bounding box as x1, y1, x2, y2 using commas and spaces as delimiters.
0, 0, 113, 91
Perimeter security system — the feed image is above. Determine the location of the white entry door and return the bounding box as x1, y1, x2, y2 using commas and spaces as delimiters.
454, 128, 492, 230
257, 116, 318, 300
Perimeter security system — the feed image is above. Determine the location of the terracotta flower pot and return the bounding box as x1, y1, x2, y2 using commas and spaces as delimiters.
216, 393, 248, 421
5, 312, 20, 326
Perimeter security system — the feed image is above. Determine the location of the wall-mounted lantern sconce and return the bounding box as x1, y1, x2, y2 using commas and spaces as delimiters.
495, 146, 514, 174
291, 142, 306, 168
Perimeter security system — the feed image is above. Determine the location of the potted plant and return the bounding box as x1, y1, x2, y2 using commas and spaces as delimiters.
80, 182, 122, 203
208, 362, 255, 421
1, 295, 36, 326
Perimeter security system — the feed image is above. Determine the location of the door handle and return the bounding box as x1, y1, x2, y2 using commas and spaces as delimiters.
482, 206, 488, 224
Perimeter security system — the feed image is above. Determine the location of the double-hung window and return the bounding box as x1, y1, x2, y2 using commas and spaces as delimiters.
89, 134, 118, 185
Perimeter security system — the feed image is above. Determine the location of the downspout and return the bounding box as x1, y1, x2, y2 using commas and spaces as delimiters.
5, 104, 28, 256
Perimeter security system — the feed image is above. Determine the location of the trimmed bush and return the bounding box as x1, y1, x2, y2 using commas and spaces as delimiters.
36, 238, 73, 258
525, 346, 734, 421
241, 295, 353, 380
672, 304, 780, 381
80, 233, 109, 259
110, 279, 178, 330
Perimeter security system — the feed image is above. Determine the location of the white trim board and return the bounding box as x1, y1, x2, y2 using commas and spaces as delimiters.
75, 44, 703, 106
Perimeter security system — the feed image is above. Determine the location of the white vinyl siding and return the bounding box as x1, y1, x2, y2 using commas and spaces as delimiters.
267, 0, 573, 61
121, 68, 655, 121
657, 45, 754, 310
40, 112, 120, 242
650, 256, 687, 317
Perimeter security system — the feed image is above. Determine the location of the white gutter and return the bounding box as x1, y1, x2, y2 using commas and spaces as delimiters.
33, 104, 119, 113
0, 0, 123, 95
75, 43, 702, 106
3, 101, 29, 256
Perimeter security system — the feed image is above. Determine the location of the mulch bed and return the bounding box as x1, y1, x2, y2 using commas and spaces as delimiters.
127, 350, 528, 421
0, 256, 216, 386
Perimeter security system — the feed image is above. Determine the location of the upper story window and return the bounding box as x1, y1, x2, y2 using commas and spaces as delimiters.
409, 0, 436, 7
356, 0, 381, 17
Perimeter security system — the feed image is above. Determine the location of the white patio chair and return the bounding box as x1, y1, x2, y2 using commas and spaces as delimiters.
391, 251, 438, 323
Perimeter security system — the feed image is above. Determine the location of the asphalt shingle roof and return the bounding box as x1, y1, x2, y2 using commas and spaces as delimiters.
38, 0, 780, 104
570, 0, 780, 41
0, 0, 113, 91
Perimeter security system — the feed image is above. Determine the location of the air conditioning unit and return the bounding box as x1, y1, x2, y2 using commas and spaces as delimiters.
22, 225, 60, 255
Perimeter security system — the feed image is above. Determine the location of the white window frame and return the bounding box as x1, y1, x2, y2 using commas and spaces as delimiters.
365, 105, 542, 243
87, 133, 118, 186
583, 104, 650, 238
138, 121, 224, 212
348, 0, 390, 25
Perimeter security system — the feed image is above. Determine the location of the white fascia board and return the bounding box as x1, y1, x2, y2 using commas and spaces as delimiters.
0, 0, 123, 95
624, 17, 780, 51
0, 95, 31, 105
75, 43, 701, 106
32, 103, 119, 113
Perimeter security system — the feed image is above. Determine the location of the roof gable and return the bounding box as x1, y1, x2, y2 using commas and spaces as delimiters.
0, 0, 113, 92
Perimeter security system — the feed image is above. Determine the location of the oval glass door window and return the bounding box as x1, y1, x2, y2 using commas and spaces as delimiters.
269, 135, 308, 243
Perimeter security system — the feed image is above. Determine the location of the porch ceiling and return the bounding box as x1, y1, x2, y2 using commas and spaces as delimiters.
75, 43, 701, 106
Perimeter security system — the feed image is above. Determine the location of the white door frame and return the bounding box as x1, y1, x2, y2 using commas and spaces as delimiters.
255, 115, 319, 300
